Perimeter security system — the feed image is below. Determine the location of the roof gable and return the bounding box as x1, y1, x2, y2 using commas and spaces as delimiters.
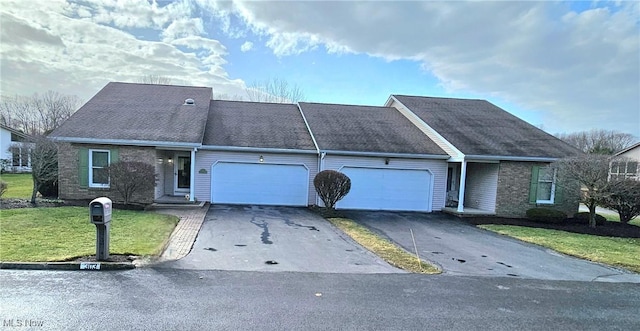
393, 95, 581, 158
298, 102, 447, 155
50, 82, 212, 145
203, 100, 316, 150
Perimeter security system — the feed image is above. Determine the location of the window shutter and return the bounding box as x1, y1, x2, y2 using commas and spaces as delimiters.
554, 179, 563, 205
110, 148, 119, 163
79, 148, 89, 188
529, 165, 540, 204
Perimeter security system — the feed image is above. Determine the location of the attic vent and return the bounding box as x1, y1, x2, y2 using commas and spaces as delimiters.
184, 98, 195, 105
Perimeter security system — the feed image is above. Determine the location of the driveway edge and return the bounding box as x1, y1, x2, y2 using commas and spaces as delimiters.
0, 261, 135, 271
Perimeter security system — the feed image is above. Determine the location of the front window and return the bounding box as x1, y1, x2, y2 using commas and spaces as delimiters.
89, 149, 110, 187
536, 167, 556, 204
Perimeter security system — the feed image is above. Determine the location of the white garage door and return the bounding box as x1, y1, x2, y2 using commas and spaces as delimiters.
211, 162, 308, 206
336, 167, 432, 211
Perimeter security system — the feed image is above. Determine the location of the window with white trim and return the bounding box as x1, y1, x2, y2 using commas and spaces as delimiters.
89, 149, 110, 187
609, 161, 638, 181
536, 167, 556, 204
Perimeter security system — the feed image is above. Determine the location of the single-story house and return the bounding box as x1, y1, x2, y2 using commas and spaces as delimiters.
610, 142, 640, 181
386, 95, 582, 217
1, 124, 32, 173
50, 82, 581, 217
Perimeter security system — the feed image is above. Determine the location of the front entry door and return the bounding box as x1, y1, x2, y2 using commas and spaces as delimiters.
174, 155, 191, 194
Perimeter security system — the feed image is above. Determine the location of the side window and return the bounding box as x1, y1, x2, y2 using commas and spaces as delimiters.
536, 167, 556, 204
89, 149, 110, 187
530, 165, 556, 204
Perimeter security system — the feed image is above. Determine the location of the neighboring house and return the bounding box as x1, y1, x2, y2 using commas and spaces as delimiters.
50, 82, 581, 217
610, 142, 640, 181
0, 124, 32, 173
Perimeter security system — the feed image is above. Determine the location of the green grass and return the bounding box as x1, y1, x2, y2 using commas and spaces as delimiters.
602, 213, 640, 227
328, 218, 440, 274
0, 173, 33, 198
478, 225, 640, 273
0, 207, 178, 262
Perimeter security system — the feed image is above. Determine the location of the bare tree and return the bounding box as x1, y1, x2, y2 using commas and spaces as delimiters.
29, 135, 58, 205
314, 170, 351, 211
246, 78, 305, 103
602, 179, 640, 224
553, 154, 613, 228
0, 92, 81, 135
555, 130, 636, 155
213, 93, 246, 101
138, 75, 172, 85
108, 161, 157, 205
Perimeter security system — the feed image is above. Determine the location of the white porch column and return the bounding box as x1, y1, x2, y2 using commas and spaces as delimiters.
457, 160, 467, 213
189, 148, 196, 202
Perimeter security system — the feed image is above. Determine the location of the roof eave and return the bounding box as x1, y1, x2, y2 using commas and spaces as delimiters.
322, 149, 450, 160
49, 136, 200, 148
464, 155, 560, 162
200, 145, 318, 154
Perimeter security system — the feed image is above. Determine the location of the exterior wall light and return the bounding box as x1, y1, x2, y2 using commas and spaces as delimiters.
168, 157, 173, 163
259, 155, 264, 163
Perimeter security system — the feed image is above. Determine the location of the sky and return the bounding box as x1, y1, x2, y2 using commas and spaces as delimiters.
1, 0, 638, 137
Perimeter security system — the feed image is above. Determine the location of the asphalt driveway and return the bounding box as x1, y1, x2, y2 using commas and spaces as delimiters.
161, 205, 401, 273
343, 210, 640, 282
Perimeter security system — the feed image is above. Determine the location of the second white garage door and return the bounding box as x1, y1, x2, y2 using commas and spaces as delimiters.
211, 162, 309, 206
336, 167, 432, 211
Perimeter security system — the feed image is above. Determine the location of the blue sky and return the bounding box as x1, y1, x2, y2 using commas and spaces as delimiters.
1, 0, 638, 137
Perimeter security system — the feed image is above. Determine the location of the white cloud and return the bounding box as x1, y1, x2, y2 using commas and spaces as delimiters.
0, 0, 247, 102
240, 41, 253, 52
215, 0, 640, 135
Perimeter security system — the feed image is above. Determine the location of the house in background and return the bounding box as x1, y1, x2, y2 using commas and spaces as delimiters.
50, 82, 581, 218
610, 142, 640, 181
0, 124, 32, 173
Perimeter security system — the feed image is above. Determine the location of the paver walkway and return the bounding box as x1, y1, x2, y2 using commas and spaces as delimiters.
156, 204, 209, 261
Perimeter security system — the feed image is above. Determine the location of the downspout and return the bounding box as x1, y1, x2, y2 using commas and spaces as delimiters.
189, 148, 196, 202
457, 160, 467, 213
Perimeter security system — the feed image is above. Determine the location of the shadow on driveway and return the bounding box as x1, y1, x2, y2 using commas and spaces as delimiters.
342, 210, 640, 282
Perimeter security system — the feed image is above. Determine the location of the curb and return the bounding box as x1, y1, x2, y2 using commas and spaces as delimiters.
0, 261, 135, 271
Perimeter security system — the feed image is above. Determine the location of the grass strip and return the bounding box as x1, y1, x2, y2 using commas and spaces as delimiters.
328, 217, 440, 274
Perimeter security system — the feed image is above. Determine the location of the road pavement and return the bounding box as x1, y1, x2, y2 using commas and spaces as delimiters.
1, 268, 639, 330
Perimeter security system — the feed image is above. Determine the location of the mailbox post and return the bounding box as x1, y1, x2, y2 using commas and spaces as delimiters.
89, 197, 112, 261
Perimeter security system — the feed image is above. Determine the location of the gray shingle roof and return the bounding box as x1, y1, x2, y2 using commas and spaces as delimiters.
50, 82, 212, 144
203, 100, 316, 150
393, 95, 581, 158
298, 102, 447, 155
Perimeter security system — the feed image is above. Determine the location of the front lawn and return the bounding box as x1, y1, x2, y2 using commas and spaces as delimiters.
0, 173, 33, 198
0, 207, 178, 262
479, 225, 640, 273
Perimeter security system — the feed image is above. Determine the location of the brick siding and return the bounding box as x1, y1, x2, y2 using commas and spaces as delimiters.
495, 161, 580, 218
58, 143, 157, 204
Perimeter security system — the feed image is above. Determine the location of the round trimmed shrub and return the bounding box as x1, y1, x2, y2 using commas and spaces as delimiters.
572, 212, 607, 225
526, 208, 567, 223
37, 180, 59, 198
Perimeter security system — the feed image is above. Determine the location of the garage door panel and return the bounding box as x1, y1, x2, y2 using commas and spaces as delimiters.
337, 167, 431, 211
212, 162, 308, 206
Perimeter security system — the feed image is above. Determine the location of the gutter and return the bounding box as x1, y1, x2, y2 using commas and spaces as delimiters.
464, 155, 559, 162
49, 137, 200, 149
322, 150, 450, 160
199, 145, 317, 154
